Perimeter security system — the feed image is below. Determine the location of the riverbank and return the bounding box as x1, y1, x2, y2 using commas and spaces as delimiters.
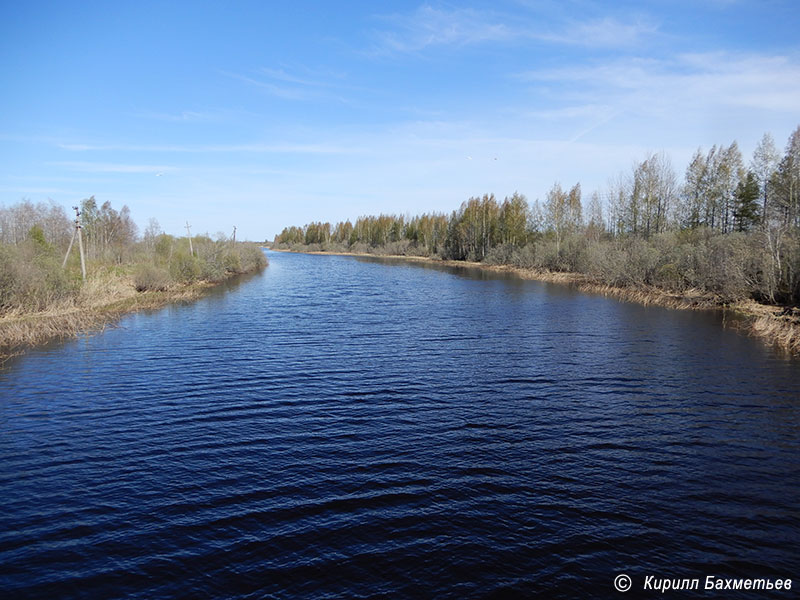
0, 267, 264, 365
272, 247, 800, 356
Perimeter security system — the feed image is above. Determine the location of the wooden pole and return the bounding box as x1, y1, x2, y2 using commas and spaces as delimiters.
65, 206, 86, 281
77, 223, 86, 281
62, 226, 76, 268
232, 226, 236, 244
185, 222, 193, 256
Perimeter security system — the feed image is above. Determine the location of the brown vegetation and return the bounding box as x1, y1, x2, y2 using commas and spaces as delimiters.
0, 199, 267, 362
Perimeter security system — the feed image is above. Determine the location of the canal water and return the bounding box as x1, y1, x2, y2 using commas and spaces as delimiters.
1, 250, 798, 598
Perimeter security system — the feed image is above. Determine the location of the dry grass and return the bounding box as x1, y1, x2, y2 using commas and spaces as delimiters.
0, 309, 110, 363
513, 268, 800, 355
748, 315, 800, 354
572, 282, 718, 310
0, 245, 271, 363
726, 300, 800, 355
438, 260, 800, 355
0, 276, 212, 364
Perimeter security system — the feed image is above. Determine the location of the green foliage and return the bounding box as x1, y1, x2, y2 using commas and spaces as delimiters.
223, 251, 242, 274
734, 172, 761, 232
0, 198, 268, 321
0, 236, 77, 313
169, 250, 201, 282
304, 222, 331, 245
159, 239, 267, 285
154, 234, 174, 261
78, 196, 138, 263
28, 225, 49, 249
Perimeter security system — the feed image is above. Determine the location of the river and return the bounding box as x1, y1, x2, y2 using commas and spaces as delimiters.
1, 250, 798, 598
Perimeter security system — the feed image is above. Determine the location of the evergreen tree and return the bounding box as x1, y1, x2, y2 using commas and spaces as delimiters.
733, 171, 760, 231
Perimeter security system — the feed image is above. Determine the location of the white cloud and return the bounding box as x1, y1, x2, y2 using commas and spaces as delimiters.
520, 52, 800, 116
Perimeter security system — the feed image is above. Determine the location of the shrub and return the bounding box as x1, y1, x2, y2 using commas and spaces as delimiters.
561, 234, 590, 272
510, 245, 538, 269
375, 240, 411, 256
236, 244, 267, 271
349, 242, 371, 255
169, 251, 201, 283
133, 264, 173, 292
154, 234, 174, 262
0, 238, 77, 313
705, 233, 751, 302
483, 243, 515, 265
222, 251, 242, 274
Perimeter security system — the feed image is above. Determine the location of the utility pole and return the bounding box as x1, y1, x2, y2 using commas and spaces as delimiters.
62, 219, 77, 269
185, 221, 193, 256
232, 226, 236, 244
63, 206, 86, 281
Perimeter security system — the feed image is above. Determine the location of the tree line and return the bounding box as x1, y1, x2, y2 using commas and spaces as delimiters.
275, 126, 800, 305
0, 197, 266, 315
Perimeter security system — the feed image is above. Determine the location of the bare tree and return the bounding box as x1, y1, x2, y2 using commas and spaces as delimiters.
751, 132, 780, 228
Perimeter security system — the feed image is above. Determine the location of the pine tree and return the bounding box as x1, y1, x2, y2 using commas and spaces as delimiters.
733, 171, 760, 231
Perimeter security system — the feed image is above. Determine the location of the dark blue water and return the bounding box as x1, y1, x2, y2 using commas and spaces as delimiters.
1, 250, 798, 599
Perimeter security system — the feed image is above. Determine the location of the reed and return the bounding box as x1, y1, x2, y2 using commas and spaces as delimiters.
510, 267, 800, 355
749, 316, 800, 353
0, 266, 262, 363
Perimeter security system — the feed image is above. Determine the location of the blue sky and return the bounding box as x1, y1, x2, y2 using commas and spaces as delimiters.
1, 1, 798, 240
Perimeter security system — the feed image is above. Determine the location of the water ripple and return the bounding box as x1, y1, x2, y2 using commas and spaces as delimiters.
1, 251, 799, 599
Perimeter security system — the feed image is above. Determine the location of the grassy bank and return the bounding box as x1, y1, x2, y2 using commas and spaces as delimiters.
273, 246, 800, 356
1, 239, 267, 364
0, 268, 264, 364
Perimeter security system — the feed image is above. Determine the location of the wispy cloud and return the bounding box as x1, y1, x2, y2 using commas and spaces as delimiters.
223, 66, 354, 103
223, 71, 320, 101
57, 142, 361, 154
368, 5, 656, 54
543, 16, 659, 47
520, 52, 800, 115
523, 104, 616, 121
0, 185, 75, 196
48, 161, 177, 174
132, 109, 228, 122
258, 66, 344, 88
371, 5, 517, 53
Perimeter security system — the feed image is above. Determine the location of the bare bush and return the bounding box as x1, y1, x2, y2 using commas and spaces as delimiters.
134, 265, 173, 292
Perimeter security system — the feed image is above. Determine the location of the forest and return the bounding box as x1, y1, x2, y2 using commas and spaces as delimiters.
275, 127, 800, 309
0, 196, 266, 356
